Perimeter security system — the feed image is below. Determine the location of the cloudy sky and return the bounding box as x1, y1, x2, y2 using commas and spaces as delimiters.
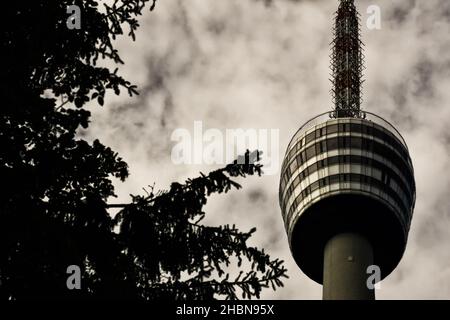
83, 0, 450, 299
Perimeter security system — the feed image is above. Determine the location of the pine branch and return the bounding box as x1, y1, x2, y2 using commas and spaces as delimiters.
107, 150, 261, 209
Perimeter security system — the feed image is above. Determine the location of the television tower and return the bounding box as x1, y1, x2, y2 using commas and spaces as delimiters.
279, 0, 416, 300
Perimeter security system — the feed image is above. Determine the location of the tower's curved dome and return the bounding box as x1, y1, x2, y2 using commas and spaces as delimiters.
279, 112, 416, 283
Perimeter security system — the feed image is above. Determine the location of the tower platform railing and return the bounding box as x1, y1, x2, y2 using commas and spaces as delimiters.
285, 110, 409, 153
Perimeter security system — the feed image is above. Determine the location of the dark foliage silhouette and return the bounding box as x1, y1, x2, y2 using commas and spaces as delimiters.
0, 0, 287, 299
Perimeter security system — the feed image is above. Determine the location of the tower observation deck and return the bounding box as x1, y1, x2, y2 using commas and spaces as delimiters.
279, 0, 416, 300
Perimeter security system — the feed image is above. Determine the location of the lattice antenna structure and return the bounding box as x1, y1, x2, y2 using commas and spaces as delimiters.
330, 0, 365, 118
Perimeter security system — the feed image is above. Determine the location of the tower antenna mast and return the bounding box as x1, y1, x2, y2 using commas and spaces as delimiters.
331, 0, 365, 118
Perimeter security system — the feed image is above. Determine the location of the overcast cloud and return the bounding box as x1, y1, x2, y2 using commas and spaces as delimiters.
82, 0, 450, 299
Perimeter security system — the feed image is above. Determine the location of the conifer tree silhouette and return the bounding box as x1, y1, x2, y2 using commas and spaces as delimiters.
0, 1, 287, 299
